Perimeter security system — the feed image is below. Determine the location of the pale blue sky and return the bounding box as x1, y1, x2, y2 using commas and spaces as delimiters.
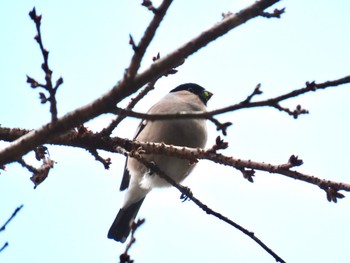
1, 1, 350, 263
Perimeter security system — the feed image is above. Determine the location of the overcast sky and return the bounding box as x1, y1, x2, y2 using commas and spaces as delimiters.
1, 1, 350, 263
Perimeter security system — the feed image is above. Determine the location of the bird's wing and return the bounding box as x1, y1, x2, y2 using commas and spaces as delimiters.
119, 119, 148, 191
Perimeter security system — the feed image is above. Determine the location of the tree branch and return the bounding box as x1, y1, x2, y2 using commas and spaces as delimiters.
0, 205, 24, 254
115, 140, 350, 202
119, 218, 145, 263
0, 205, 24, 232
111, 75, 350, 122
28, 8, 63, 122
0, 0, 281, 166
0, 243, 8, 253
126, 0, 173, 79
3, 128, 348, 202
1, 127, 349, 201
101, 80, 156, 136
115, 146, 286, 263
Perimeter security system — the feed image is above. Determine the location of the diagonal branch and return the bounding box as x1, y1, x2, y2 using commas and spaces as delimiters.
0, 0, 281, 165
126, 0, 173, 79
0, 205, 24, 232
115, 146, 286, 263
101, 81, 155, 136
0, 205, 24, 254
132, 0, 281, 87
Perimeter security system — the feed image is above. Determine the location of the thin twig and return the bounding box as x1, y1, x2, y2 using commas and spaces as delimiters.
17, 156, 55, 189
101, 81, 156, 136
0, 205, 24, 232
260, 8, 286, 18
126, 0, 173, 79
119, 219, 145, 263
17, 158, 37, 174
0, 242, 9, 253
87, 148, 111, 169
27, 8, 63, 122
0, 205, 24, 254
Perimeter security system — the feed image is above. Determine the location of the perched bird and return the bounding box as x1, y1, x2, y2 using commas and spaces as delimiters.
107, 83, 213, 242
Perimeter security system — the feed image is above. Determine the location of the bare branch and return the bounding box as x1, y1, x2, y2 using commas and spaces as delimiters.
115, 147, 286, 263
126, 0, 173, 79
0, 205, 24, 254
0, 205, 24, 232
242, 83, 263, 103
111, 75, 350, 122
0, 0, 282, 166
119, 219, 145, 263
0, 242, 8, 253
133, 0, 281, 85
141, 0, 158, 14
126, 141, 350, 194
101, 81, 155, 136
87, 148, 111, 170
28, 7, 63, 122
260, 7, 286, 18
1, 127, 350, 201
17, 158, 37, 173
17, 156, 55, 189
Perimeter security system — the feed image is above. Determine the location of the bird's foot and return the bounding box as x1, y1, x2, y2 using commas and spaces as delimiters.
180, 187, 193, 202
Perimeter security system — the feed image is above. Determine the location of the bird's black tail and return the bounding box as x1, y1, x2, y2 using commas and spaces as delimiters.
107, 197, 145, 243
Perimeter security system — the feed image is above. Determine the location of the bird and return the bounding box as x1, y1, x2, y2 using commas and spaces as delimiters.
107, 83, 213, 242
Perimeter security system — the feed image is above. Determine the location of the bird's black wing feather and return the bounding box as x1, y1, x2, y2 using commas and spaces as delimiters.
119, 119, 148, 191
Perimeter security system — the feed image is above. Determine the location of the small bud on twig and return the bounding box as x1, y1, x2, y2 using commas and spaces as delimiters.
238, 167, 255, 183
260, 8, 285, 18
306, 81, 318, 91
288, 155, 303, 167
39, 92, 47, 104
152, 52, 160, 62
26, 75, 39, 88
325, 187, 345, 203
129, 34, 138, 52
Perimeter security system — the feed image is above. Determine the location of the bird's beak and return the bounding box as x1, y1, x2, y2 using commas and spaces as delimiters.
207, 91, 213, 100
204, 91, 213, 102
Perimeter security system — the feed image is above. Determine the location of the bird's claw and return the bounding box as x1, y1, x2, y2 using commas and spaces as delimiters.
180, 187, 193, 202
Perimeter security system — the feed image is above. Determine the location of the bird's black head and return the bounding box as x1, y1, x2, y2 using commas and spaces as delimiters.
170, 83, 213, 105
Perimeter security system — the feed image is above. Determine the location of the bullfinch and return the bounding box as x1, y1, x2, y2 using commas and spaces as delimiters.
108, 83, 213, 242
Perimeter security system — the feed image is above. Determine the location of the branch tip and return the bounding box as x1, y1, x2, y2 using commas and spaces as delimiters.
141, 0, 158, 14
207, 136, 229, 153
238, 167, 255, 183
305, 81, 317, 91
324, 187, 345, 203
129, 34, 139, 52
152, 52, 160, 62
120, 218, 145, 263
29, 7, 41, 24
260, 8, 285, 18
243, 83, 263, 103
26, 75, 39, 88
288, 155, 303, 167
